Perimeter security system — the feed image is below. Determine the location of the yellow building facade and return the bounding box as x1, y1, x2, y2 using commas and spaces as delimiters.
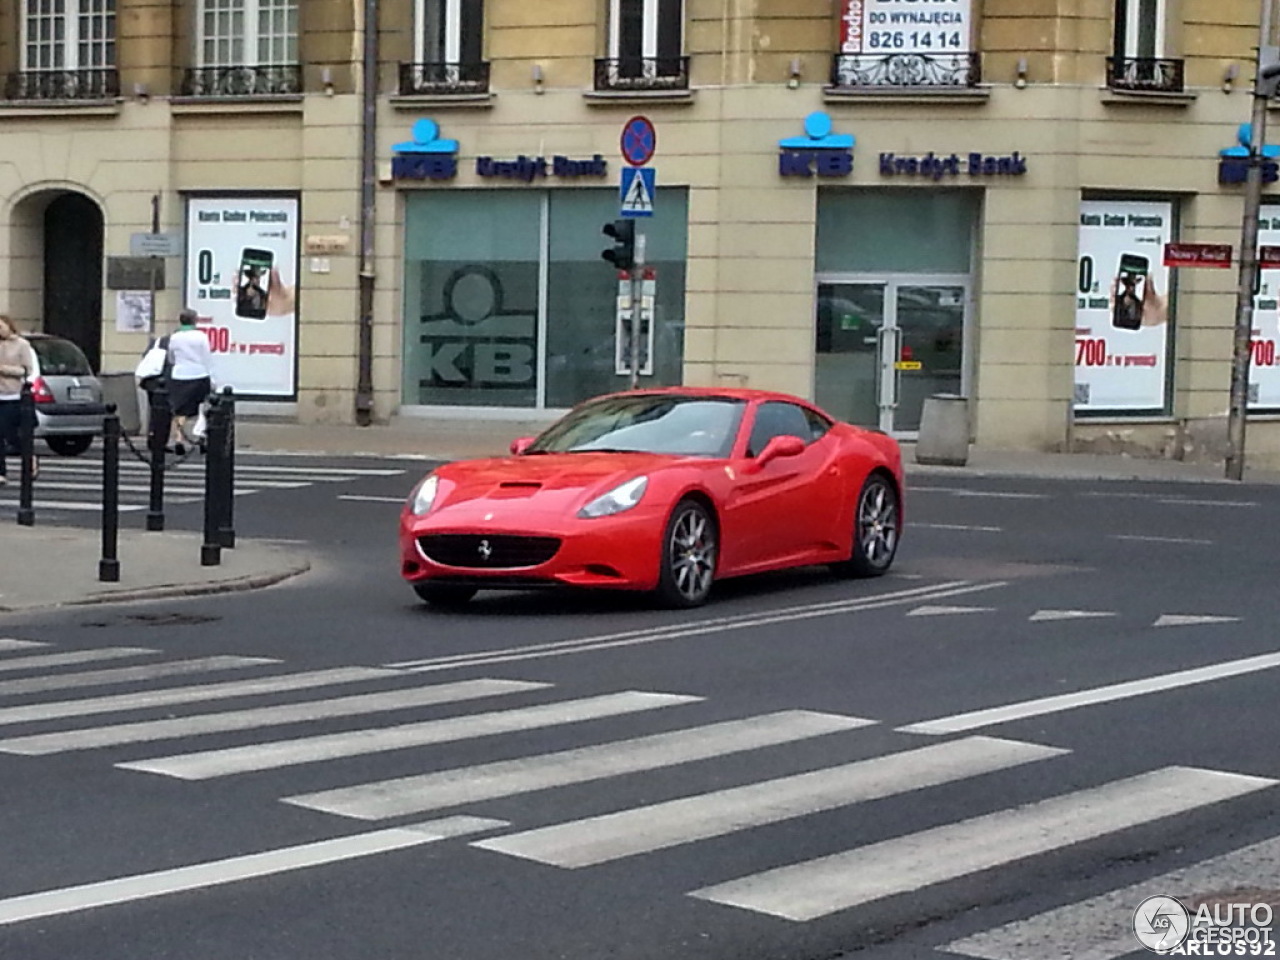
2, 0, 1279, 461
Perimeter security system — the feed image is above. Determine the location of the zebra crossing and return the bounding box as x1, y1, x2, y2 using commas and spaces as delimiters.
0, 451, 407, 514
0, 637, 1276, 955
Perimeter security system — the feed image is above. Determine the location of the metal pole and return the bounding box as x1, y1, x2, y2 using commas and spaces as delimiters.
99, 406, 120, 583
16, 381, 35, 527
629, 233, 646, 390
217, 386, 236, 548
146, 383, 170, 531
355, 0, 379, 426
148, 193, 161, 338
1226, 0, 1278, 481
201, 393, 225, 567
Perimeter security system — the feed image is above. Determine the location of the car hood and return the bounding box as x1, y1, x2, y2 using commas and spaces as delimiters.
428, 452, 676, 516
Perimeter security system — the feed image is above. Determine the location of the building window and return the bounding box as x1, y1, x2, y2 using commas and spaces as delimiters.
184, 0, 300, 96
1108, 0, 1182, 92
401, 0, 488, 94
10, 0, 117, 100
597, 0, 688, 92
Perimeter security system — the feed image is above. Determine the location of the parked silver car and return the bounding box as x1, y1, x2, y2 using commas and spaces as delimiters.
28, 333, 106, 456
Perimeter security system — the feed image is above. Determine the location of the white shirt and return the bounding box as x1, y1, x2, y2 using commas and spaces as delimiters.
168, 328, 215, 383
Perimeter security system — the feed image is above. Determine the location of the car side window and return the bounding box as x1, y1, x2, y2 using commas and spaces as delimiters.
747, 401, 813, 457
805, 408, 832, 442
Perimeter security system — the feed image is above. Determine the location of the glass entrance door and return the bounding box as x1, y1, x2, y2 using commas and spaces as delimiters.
815, 276, 968, 436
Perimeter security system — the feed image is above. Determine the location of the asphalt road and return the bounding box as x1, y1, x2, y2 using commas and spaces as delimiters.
2, 461, 1279, 960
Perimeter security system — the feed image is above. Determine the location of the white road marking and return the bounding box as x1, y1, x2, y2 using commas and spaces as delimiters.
0, 678, 550, 755
1157, 498, 1256, 508
0, 499, 146, 513
0, 816, 503, 927
0, 639, 49, 653
0, 656, 278, 697
386, 581, 1008, 674
897, 651, 1280, 735
284, 711, 874, 821
911, 487, 1048, 500
0, 647, 157, 675
1028, 610, 1116, 623
0, 667, 398, 727
118, 690, 704, 780
906, 605, 994, 617
473, 737, 1067, 868
48, 462, 405, 477
915, 523, 1003, 532
690, 767, 1275, 921
944, 834, 1280, 960
337, 495, 407, 504
1112, 534, 1212, 545
1154, 614, 1240, 628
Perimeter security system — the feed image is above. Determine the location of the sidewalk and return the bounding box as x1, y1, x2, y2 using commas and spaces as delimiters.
5, 416, 1276, 615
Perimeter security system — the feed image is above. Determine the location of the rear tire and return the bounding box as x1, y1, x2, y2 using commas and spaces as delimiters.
412, 582, 478, 608
831, 473, 900, 578
46, 435, 94, 457
655, 499, 717, 608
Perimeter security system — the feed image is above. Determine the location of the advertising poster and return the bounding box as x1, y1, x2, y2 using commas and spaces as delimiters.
1075, 200, 1174, 413
840, 0, 971, 54
1252, 207, 1280, 408
184, 195, 299, 398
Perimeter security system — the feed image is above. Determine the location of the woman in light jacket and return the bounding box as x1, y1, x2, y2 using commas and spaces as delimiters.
166, 308, 216, 455
0, 314, 36, 485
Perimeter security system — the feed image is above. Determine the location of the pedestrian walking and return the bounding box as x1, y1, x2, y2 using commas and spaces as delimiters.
166, 308, 216, 456
0, 314, 36, 485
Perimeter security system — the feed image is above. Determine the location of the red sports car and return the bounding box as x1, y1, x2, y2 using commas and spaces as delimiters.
400, 388, 903, 608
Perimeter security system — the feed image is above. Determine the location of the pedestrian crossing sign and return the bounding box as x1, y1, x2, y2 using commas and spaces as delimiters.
620, 167, 656, 218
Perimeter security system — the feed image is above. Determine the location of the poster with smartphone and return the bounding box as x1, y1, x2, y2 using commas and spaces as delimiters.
1075, 199, 1174, 413
1250, 206, 1280, 408
184, 195, 299, 398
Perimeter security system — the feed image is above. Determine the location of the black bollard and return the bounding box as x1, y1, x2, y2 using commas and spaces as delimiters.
99, 406, 121, 583
146, 384, 170, 532
201, 393, 226, 567
16, 381, 36, 527
217, 386, 236, 548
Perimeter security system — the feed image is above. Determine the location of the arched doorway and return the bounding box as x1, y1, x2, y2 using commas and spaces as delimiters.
43, 193, 105, 370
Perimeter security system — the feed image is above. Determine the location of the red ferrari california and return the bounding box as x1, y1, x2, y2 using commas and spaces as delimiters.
400, 388, 903, 608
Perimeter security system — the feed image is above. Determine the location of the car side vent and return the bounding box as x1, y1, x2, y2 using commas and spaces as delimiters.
497, 481, 542, 489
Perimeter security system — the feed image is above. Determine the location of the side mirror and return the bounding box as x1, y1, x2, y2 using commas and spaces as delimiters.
509, 437, 535, 456
754, 434, 805, 468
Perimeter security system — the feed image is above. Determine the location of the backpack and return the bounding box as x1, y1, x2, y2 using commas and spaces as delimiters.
135, 335, 172, 392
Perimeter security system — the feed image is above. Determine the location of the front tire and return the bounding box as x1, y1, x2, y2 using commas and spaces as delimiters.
831, 473, 900, 578
655, 499, 717, 608
413, 582, 478, 608
46, 435, 94, 457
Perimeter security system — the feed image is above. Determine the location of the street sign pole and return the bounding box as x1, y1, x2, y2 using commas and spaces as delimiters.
630, 234, 646, 390
149, 193, 161, 334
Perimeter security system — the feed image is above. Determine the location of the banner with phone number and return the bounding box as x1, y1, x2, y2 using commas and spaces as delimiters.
184, 195, 299, 398
1075, 200, 1174, 413
841, 0, 971, 55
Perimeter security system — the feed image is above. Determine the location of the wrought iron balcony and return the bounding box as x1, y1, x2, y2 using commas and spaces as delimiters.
179, 64, 302, 98
1106, 56, 1184, 93
398, 61, 490, 96
593, 56, 690, 93
4, 68, 119, 102
830, 52, 981, 89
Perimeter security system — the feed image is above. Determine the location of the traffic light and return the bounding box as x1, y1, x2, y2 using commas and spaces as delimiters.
602, 219, 635, 271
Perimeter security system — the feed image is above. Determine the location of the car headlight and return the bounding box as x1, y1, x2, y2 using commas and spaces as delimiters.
409, 475, 440, 516
579, 476, 648, 519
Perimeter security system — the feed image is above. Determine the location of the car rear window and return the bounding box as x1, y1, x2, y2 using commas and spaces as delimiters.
30, 338, 93, 376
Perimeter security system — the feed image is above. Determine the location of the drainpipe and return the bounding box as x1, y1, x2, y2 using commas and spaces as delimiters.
355, 0, 378, 426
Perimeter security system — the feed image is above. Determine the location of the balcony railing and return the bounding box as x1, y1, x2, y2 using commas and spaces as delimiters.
4, 68, 119, 101
1106, 56, 1184, 93
179, 64, 302, 98
593, 56, 690, 93
830, 52, 981, 89
398, 61, 490, 96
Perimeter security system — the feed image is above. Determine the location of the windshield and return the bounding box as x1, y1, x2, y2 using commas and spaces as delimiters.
30, 338, 93, 376
529, 395, 746, 457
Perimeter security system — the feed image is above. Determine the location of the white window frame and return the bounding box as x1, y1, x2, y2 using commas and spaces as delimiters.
21, 0, 116, 72
197, 0, 297, 68
416, 0, 460, 64
1120, 0, 1164, 59
608, 0, 682, 61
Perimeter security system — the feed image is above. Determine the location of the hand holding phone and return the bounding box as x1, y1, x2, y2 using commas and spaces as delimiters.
235, 248, 274, 320
1112, 253, 1149, 330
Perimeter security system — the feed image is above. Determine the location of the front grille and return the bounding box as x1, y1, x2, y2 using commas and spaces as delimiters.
419, 534, 560, 569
